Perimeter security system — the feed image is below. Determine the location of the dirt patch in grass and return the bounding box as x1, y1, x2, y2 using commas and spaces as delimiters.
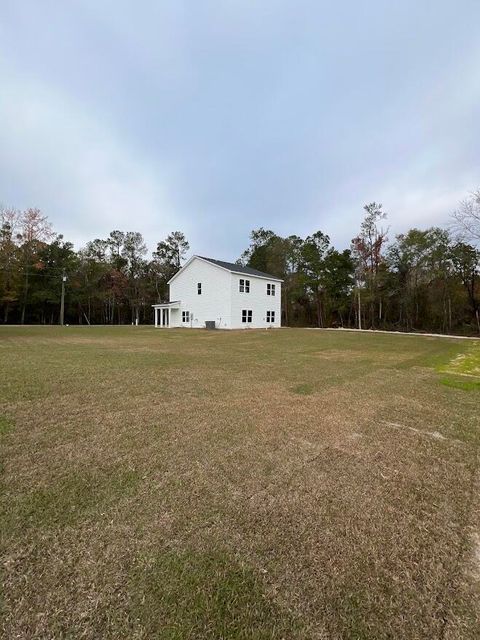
312, 348, 369, 359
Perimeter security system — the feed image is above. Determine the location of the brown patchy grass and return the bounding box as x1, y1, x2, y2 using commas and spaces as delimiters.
1, 326, 479, 639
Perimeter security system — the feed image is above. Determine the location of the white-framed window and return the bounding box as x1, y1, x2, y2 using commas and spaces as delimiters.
267, 283, 276, 296
182, 311, 190, 323
197, 282, 202, 295
266, 310, 275, 323
239, 278, 250, 293
242, 309, 252, 323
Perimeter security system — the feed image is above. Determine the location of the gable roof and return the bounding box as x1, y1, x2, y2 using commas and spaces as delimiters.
197, 256, 283, 281
168, 255, 283, 284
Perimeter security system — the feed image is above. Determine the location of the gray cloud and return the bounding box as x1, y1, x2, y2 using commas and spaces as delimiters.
1, 1, 479, 259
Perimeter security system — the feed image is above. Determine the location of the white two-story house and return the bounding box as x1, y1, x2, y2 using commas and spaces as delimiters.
153, 255, 282, 329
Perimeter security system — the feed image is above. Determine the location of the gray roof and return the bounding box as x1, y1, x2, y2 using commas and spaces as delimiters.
197, 256, 282, 281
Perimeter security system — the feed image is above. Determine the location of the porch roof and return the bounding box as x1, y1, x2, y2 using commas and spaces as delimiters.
152, 301, 181, 309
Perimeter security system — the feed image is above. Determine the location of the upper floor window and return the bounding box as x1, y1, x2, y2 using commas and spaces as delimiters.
197, 282, 202, 295
242, 309, 252, 323
182, 311, 190, 323
266, 310, 275, 323
267, 283, 276, 296
239, 279, 250, 293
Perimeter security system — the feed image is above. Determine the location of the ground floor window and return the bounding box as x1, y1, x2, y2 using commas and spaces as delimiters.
242, 309, 252, 323
266, 310, 275, 323
182, 311, 190, 323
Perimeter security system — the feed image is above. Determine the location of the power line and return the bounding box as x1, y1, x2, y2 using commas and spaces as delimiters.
0, 268, 72, 278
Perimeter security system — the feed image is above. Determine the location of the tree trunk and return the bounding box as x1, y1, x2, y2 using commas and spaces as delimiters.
316, 291, 323, 328
21, 268, 29, 324
357, 289, 362, 330
283, 286, 289, 326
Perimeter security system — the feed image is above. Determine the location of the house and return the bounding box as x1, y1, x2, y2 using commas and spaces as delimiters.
152, 255, 282, 329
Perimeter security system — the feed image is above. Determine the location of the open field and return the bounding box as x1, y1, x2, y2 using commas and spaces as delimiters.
1, 326, 479, 639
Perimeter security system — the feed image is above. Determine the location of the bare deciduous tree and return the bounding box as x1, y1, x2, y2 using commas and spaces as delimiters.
452, 190, 480, 243
0, 207, 21, 323
351, 203, 389, 329
18, 208, 54, 323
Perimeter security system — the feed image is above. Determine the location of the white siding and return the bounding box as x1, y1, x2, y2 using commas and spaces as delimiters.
169, 258, 231, 328
163, 256, 282, 329
229, 274, 282, 329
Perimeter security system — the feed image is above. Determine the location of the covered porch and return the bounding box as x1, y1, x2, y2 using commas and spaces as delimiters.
152, 301, 180, 328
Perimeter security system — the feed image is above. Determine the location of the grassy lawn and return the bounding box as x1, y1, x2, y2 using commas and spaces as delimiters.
1, 326, 479, 639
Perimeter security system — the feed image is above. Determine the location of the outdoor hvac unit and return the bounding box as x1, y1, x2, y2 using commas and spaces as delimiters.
205, 321, 216, 330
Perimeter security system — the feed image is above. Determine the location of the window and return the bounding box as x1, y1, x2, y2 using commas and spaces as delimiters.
267, 283, 276, 296
182, 311, 190, 323
239, 279, 250, 293
242, 309, 252, 323
266, 310, 275, 323
197, 282, 202, 295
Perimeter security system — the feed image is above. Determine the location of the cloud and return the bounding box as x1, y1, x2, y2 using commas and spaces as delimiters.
1, 1, 479, 260
0, 67, 182, 251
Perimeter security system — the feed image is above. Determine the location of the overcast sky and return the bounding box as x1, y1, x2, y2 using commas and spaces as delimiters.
1, 1, 479, 259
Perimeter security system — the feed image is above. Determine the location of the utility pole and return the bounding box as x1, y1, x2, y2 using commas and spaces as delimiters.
60, 271, 66, 325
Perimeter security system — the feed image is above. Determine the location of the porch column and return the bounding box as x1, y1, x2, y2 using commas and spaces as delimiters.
167, 308, 170, 328
154, 308, 158, 328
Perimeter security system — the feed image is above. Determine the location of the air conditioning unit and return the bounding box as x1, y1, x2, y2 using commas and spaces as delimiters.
205, 321, 216, 330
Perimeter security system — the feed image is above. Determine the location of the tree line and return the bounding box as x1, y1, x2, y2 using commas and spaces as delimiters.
0, 192, 479, 334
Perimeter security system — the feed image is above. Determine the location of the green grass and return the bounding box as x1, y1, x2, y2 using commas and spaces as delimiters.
438, 343, 480, 392
2, 468, 140, 533
1, 326, 479, 639
438, 342, 480, 377
130, 550, 298, 639
291, 382, 314, 395
0, 416, 13, 437
440, 377, 480, 391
